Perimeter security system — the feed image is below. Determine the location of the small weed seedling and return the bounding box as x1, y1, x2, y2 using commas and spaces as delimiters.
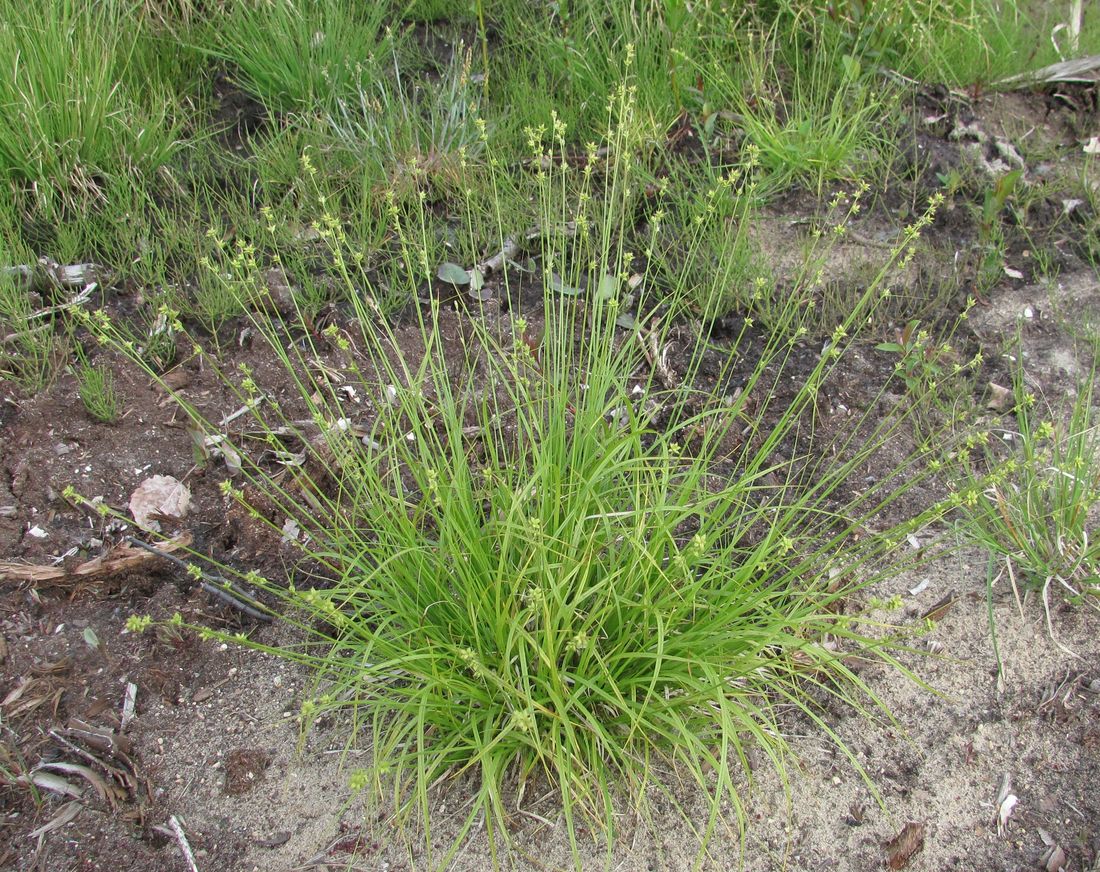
76, 359, 120, 424
975, 169, 1022, 295
874, 298, 982, 434
876, 319, 950, 393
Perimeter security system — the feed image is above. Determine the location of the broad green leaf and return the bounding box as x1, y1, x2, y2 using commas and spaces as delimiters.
437, 262, 471, 285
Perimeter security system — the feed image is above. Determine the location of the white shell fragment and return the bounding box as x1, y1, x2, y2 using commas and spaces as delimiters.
995, 773, 1018, 835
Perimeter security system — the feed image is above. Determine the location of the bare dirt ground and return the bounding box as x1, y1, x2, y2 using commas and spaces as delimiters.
2, 90, 1099, 871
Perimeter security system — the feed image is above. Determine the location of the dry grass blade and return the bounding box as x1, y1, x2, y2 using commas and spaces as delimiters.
26, 800, 82, 843
168, 815, 200, 872
34, 761, 125, 808
2, 677, 65, 720
995, 54, 1100, 86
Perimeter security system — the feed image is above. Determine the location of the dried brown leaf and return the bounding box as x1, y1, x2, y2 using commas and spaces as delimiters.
1044, 844, 1067, 872
987, 382, 1012, 411
129, 475, 190, 532
32, 658, 73, 677
2, 677, 63, 719
36, 761, 123, 808
56, 720, 134, 761
885, 821, 925, 870
1, 677, 31, 708
922, 591, 958, 622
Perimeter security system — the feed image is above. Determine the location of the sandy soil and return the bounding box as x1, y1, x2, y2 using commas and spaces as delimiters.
12, 546, 1093, 872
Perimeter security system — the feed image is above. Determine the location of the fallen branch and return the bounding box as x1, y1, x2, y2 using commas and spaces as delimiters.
124, 537, 273, 622
642, 322, 680, 391
475, 235, 519, 276
0, 532, 193, 586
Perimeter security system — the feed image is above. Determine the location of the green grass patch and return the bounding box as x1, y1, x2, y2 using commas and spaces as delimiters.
954, 358, 1100, 610
85, 97, 958, 867
0, 0, 186, 211
0, 209, 65, 391
727, 24, 895, 193
201, 0, 394, 115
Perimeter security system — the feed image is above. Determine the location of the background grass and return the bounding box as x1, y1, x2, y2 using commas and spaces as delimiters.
199, 0, 395, 115
2, 0, 1093, 309
0, 0, 191, 210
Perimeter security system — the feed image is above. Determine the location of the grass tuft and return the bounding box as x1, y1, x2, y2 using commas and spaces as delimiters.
0, 219, 63, 391
76, 359, 121, 423
955, 358, 1100, 611
727, 23, 893, 194
0, 0, 184, 211
203, 0, 393, 115
91, 95, 957, 867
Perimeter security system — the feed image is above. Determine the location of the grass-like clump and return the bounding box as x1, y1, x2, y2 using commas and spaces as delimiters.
0, 218, 63, 391
86, 96, 956, 866
202, 0, 393, 115
0, 0, 184, 211
955, 360, 1100, 610
76, 359, 120, 423
10, 0, 1100, 866
723, 21, 894, 194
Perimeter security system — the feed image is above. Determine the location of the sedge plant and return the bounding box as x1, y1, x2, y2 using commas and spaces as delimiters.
953, 357, 1100, 619
643, 155, 769, 320
89, 86, 957, 869
75, 356, 121, 424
